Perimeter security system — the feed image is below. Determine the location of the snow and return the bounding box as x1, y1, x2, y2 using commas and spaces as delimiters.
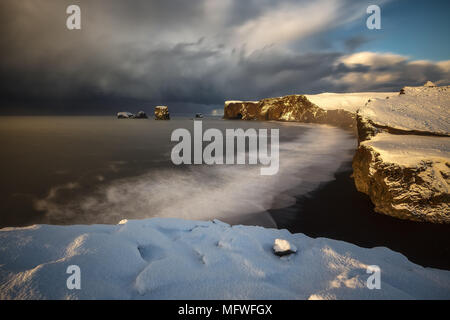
273, 239, 297, 255
1, 218, 450, 300
359, 86, 450, 135
224, 93, 398, 114
224, 100, 259, 107
305, 92, 396, 113
361, 132, 450, 167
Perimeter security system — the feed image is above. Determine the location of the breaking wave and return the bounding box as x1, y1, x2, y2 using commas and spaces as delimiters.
36, 124, 356, 227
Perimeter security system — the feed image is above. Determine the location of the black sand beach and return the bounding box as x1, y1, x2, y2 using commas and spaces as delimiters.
270, 161, 450, 270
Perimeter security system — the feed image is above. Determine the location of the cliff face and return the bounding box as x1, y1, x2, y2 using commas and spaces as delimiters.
353, 135, 449, 223
224, 95, 355, 131
224, 85, 449, 224
224, 101, 260, 120
353, 85, 450, 223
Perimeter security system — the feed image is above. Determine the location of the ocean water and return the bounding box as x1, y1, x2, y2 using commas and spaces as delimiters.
0, 116, 355, 228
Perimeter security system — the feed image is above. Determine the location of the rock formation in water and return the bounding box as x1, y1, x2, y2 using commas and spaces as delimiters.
135, 111, 148, 119
117, 111, 135, 119
353, 84, 449, 223
117, 111, 148, 119
154, 106, 170, 120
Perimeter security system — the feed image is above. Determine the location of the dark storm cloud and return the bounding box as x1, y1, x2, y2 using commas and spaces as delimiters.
0, 0, 448, 114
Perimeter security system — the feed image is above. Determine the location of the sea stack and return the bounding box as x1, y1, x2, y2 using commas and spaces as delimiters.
117, 111, 134, 119
135, 111, 148, 119
155, 106, 170, 120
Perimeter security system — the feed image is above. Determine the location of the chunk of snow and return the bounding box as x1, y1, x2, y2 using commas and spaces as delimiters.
273, 238, 297, 256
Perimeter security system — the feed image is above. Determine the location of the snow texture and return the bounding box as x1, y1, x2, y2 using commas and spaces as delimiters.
362, 132, 450, 167
1, 218, 449, 300
359, 86, 450, 135
273, 239, 297, 256
305, 92, 396, 113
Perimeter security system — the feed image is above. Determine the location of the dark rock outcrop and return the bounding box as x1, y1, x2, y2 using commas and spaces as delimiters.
135, 111, 148, 119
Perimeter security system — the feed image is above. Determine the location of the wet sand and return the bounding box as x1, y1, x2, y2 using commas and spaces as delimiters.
270, 161, 450, 270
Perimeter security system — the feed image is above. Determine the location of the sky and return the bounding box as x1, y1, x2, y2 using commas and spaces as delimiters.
0, 0, 449, 115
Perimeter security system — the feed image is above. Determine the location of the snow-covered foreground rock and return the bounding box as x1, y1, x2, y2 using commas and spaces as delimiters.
354, 84, 450, 223
1, 218, 450, 300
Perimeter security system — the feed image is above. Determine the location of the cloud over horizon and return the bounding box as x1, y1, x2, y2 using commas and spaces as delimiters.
0, 0, 449, 114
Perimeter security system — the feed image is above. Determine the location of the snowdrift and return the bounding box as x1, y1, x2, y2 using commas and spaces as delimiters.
1, 218, 449, 299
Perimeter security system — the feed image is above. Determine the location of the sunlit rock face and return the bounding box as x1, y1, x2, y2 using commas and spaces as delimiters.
154, 106, 170, 120
353, 84, 450, 224
324, 109, 356, 132
224, 85, 449, 223
224, 101, 260, 120
258, 95, 327, 122
224, 95, 355, 131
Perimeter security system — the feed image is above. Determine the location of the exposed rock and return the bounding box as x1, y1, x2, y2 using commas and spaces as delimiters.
273, 239, 297, 256
258, 95, 327, 122
353, 134, 450, 223
135, 111, 148, 119
154, 106, 170, 120
117, 111, 134, 119
224, 95, 356, 131
224, 86, 449, 224
424, 80, 436, 87
323, 109, 356, 132
354, 84, 450, 223
356, 114, 380, 143
224, 101, 259, 120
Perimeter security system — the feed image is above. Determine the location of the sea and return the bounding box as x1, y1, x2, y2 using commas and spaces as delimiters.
1, 116, 449, 269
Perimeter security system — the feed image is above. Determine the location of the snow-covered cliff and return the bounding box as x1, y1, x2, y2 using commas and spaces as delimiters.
353, 84, 449, 223
224, 92, 396, 133
224, 85, 449, 223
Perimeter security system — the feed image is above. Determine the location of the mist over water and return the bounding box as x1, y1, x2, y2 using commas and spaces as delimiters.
0, 117, 355, 228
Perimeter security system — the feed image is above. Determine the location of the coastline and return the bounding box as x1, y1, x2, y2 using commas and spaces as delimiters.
270, 160, 450, 270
